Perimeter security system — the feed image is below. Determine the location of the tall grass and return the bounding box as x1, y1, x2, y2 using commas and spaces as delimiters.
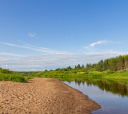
0, 68, 33, 83
0, 72, 27, 82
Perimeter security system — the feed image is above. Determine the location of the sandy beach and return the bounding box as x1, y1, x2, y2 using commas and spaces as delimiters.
0, 78, 101, 114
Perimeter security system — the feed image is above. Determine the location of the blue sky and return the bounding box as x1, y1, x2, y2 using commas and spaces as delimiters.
0, 0, 128, 71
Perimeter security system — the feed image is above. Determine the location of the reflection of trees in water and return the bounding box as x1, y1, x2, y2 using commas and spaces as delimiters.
84, 79, 128, 97
75, 80, 82, 86
61, 78, 128, 97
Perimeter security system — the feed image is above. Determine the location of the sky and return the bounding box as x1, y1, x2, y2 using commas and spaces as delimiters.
0, 0, 128, 71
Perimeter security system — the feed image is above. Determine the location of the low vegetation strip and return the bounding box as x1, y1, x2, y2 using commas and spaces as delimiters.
30, 55, 128, 86
0, 68, 31, 82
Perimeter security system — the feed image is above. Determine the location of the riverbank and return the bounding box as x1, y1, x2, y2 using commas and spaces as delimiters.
0, 78, 100, 114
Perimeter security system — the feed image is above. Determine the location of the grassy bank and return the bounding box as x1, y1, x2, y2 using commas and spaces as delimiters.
0, 68, 33, 82
34, 69, 128, 85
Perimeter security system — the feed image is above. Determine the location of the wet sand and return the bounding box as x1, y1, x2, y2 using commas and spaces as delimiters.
0, 78, 101, 114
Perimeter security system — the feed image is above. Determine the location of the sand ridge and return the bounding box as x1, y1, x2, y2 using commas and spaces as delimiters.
0, 78, 101, 114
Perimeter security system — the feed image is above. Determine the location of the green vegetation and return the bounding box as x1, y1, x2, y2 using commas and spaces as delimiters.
0, 68, 32, 82
33, 55, 128, 86
1, 55, 128, 84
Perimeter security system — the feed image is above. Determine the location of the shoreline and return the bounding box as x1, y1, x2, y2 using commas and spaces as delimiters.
0, 78, 101, 114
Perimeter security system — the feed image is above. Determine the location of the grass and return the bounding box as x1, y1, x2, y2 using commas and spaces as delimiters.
0, 70, 33, 83
35, 69, 128, 86
0, 73, 27, 82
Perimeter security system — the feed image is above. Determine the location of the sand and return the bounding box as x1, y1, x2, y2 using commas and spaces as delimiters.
0, 78, 101, 114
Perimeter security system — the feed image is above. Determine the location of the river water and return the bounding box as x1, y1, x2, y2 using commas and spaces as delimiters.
62, 80, 128, 114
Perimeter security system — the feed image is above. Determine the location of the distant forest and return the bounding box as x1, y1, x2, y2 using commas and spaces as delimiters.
85, 55, 128, 71
58, 55, 128, 72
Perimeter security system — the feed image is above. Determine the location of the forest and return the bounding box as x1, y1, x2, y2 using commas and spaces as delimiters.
86, 55, 128, 71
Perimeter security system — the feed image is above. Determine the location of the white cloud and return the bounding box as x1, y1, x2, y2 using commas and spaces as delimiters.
84, 40, 120, 49
27, 33, 36, 38
0, 42, 19, 47
0, 52, 128, 71
89, 40, 108, 47
0, 42, 68, 54
84, 40, 108, 49
0, 52, 26, 57
0, 41, 125, 71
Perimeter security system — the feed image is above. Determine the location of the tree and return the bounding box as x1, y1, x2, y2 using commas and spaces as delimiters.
82, 64, 84, 69
97, 60, 103, 71
86, 63, 91, 69
45, 69, 48, 72
1, 69, 10, 73
103, 59, 108, 70
67, 66, 72, 70
55, 68, 60, 71
108, 58, 118, 71
117, 55, 125, 70
77, 64, 81, 69
124, 55, 128, 69
75, 65, 77, 69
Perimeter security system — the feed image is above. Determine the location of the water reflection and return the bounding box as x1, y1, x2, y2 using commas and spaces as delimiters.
62, 79, 128, 97
62, 79, 128, 114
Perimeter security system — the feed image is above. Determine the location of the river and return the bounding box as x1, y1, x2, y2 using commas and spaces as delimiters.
62, 79, 128, 114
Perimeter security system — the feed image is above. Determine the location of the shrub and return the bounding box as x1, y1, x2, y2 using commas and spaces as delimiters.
106, 70, 114, 74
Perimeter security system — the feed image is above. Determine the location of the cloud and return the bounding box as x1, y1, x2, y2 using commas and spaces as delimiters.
84, 40, 108, 49
0, 42, 68, 54
0, 42, 19, 47
27, 33, 36, 38
0, 41, 125, 71
0, 52, 26, 57
89, 40, 108, 47
0, 52, 128, 71
84, 40, 120, 49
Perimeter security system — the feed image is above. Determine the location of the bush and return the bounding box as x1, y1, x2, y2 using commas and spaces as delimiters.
0, 73, 27, 83
106, 70, 114, 74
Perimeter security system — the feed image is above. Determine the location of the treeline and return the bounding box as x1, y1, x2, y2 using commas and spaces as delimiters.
51, 55, 128, 72
86, 55, 128, 71
0, 68, 13, 74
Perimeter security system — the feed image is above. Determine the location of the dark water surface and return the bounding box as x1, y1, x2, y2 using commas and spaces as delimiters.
62, 80, 128, 114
